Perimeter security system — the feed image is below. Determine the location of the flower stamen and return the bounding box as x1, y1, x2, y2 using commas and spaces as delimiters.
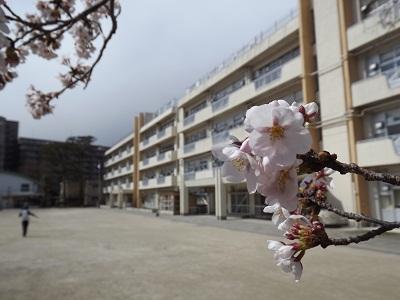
278, 169, 290, 192
267, 125, 285, 142
231, 157, 248, 172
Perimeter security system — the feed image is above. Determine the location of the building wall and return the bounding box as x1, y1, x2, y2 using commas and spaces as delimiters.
0, 172, 41, 208
103, 133, 134, 207
0, 117, 18, 172
104, 0, 400, 223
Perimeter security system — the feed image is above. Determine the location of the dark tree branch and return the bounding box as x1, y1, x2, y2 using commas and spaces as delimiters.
306, 196, 394, 226
320, 224, 400, 248
298, 150, 400, 186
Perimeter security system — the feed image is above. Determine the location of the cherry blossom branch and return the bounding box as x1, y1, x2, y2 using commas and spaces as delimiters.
320, 224, 400, 248
4, 0, 110, 29
298, 150, 400, 186
0, 0, 121, 118
303, 194, 400, 248
305, 196, 392, 226
83, 0, 117, 88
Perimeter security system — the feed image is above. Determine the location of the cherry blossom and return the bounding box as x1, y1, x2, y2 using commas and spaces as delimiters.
257, 160, 300, 211
267, 240, 303, 282
212, 138, 259, 193
263, 203, 290, 227
245, 100, 312, 166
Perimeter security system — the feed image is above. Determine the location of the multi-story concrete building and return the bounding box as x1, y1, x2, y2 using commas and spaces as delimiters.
313, 0, 400, 222
136, 100, 179, 214
103, 133, 134, 207
105, 0, 400, 223
0, 116, 19, 172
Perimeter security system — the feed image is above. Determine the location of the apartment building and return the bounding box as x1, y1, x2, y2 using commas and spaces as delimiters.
105, 0, 400, 223
0, 116, 18, 172
103, 133, 134, 207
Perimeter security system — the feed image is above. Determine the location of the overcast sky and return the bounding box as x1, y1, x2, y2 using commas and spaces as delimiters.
1, 0, 297, 146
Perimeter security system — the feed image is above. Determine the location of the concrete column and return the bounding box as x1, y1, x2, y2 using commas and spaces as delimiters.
243, 67, 253, 84
249, 193, 255, 217
179, 158, 189, 215
337, 0, 370, 217
215, 167, 227, 220
227, 187, 231, 215
133, 115, 142, 208
299, 0, 320, 151
154, 191, 160, 210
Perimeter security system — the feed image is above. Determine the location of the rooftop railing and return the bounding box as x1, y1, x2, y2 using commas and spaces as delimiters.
185, 8, 298, 95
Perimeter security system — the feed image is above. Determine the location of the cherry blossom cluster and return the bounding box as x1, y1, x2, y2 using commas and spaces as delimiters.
213, 99, 336, 281
0, 0, 120, 118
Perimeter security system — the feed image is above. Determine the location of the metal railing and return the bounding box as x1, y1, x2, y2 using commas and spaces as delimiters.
157, 152, 166, 161
185, 8, 298, 95
157, 129, 166, 138
212, 131, 230, 144
364, 0, 400, 25
142, 99, 177, 126
183, 142, 196, 153
183, 114, 195, 126
254, 67, 282, 89
211, 95, 229, 112
157, 176, 166, 184
184, 172, 196, 181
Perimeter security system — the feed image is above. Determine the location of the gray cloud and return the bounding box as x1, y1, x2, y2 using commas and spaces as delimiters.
0, 0, 296, 146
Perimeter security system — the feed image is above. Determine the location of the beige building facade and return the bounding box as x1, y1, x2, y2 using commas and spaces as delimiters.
103, 133, 134, 208
104, 0, 400, 223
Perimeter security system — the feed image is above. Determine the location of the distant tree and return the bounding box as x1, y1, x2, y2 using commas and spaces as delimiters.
0, 1, 120, 118
40, 135, 96, 205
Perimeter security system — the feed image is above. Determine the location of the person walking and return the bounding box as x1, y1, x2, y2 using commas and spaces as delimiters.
18, 203, 38, 237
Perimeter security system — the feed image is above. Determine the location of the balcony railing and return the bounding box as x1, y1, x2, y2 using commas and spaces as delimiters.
184, 142, 196, 153
157, 129, 166, 138
157, 176, 166, 184
212, 131, 230, 144
184, 171, 196, 181
254, 67, 282, 89
183, 114, 195, 126
183, 169, 214, 181
211, 95, 229, 112
157, 152, 166, 161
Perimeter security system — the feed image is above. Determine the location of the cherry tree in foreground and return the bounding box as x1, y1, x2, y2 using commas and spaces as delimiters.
0, 0, 120, 118
213, 100, 400, 282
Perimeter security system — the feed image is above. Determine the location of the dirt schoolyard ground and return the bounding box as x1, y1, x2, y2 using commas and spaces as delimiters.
0, 208, 399, 300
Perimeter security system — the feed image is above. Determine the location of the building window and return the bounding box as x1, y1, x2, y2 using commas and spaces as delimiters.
21, 183, 30, 192
366, 44, 400, 81
185, 100, 207, 118
360, 0, 393, 19
366, 107, 400, 138
184, 129, 207, 144
253, 47, 299, 79
212, 78, 245, 102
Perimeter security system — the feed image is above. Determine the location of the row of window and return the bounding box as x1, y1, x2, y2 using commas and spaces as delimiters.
213, 111, 246, 134
184, 129, 207, 145
183, 48, 300, 119
212, 78, 246, 102
104, 176, 133, 188
253, 47, 300, 79
184, 157, 209, 173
